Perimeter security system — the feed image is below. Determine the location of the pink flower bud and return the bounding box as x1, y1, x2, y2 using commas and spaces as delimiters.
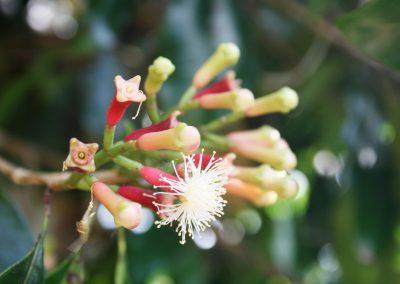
197, 88, 254, 112
124, 111, 180, 141
92, 182, 141, 229
225, 178, 278, 206
230, 143, 297, 171
139, 166, 179, 190
118, 185, 159, 211
63, 138, 98, 173
193, 72, 239, 99
233, 164, 297, 199
106, 75, 146, 127
246, 87, 299, 117
136, 123, 200, 154
227, 125, 281, 147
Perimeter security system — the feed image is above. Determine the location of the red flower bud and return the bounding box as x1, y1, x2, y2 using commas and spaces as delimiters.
193, 72, 239, 99
124, 111, 180, 141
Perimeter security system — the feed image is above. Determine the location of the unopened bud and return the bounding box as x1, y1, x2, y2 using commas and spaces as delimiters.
63, 138, 98, 173
193, 43, 240, 89
92, 182, 141, 229
193, 71, 239, 99
246, 87, 298, 117
227, 125, 281, 147
137, 123, 200, 154
145, 57, 175, 96
124, 111, 180, 141
234, 165, 286, 189
225, 178, 278, 207
275, 176, 299, 199
230, 143, 297, 171
198, 88, 254, 112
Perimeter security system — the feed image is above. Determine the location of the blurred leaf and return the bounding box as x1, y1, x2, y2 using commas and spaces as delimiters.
44, 254, 75, 284
125, 228, 206, 284
0, 232, 44, 284
337, 0, 400, 70
0, 191, 33, 272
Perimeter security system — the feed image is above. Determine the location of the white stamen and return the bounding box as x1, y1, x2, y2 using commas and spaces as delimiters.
153, 152, 229, 244
131, 101, 143, 119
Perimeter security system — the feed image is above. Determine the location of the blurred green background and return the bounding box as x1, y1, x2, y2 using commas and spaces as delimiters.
0, 0, 400, 283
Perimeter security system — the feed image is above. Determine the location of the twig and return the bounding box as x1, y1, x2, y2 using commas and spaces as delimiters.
264, 0, 400, 82
0, 156, 130, 191
262, 39, 329, 90
0, 130, 64, 169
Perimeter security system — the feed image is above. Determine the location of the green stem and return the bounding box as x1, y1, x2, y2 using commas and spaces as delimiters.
203, 132, 230, 152
140, 150, 183, 161
179, 99, 199, 113
203, 112, 244, 132
146, 96, 161, 123
103, 125, 116, 150
161, 86, 197, 120
115, 227, 128, 284
113, 155, 143, 172
178, 85, 197, 108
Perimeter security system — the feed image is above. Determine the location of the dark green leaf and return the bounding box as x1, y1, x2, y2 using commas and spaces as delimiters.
337, 0, 400, 70
0, 233, 44, 284
44, 255, 76, 284
0, 192, 33, 272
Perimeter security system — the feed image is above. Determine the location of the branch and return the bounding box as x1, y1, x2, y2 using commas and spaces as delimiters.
0, 130, 64, 169
0, 156, 130, 191
264, 0, 400, 82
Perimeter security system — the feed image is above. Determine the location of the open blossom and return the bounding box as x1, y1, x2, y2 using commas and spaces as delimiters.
63, 138, 98, 173
140, 153, 229, 244
106, 75, 146, 126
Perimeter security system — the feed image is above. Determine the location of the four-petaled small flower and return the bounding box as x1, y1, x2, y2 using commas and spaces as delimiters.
63, 138, 98, 173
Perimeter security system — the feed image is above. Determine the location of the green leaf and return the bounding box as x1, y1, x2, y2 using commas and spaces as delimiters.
44, 255, 75, 284
0, 192, 33, 271
337, 0, 400, 70
0, 232, 44, 284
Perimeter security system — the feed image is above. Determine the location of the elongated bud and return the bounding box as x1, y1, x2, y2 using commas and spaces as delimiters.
193, 72, 239, 99
197, 88, 254, 112
136, 123, 200, 154
230, 143, 297, 171
124, 111, 180, 141
144, 57, 175, 96
233, 164, 298, 199
139, 166, 179, 189
92, 182, 141, 229
226, 178, 278, 206
246, 87, 298, 117
227, 125, 281, 147
106, 75, 146, 126
118, 185, 159, 211
193, 43, 240, 89
275, 175, 299, 199
63, 138, 98, 173
234, 164, 286, 189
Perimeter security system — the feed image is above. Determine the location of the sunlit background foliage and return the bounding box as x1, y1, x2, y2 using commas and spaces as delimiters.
0, 0, 400, 283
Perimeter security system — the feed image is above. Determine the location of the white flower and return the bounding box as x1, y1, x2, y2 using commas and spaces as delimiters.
153, 152, 229, 244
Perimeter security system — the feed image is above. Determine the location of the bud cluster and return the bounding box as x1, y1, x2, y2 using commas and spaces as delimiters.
62, 42, 301, 244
